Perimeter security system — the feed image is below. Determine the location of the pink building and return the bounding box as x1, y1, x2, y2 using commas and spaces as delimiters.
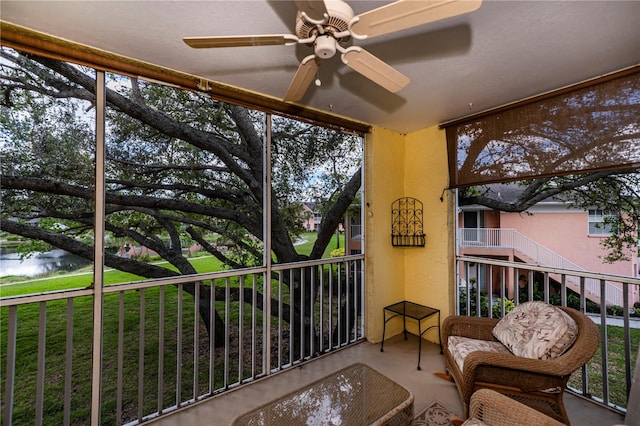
301, 202, 321, 232
300, 202, 362, 255
459, 185, 639, 306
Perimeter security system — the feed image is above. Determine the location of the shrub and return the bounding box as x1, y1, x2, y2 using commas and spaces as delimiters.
606, 305, 624, 316
330, 247, 345, 257
492, 297, 515, 318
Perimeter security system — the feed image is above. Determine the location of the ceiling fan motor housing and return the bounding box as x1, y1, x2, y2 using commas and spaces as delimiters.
295, 0, 354, 46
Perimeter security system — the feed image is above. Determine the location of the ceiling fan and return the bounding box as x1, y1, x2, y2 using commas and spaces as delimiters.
183, 0, 482, 102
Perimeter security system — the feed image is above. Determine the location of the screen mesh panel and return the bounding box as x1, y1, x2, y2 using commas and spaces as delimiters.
446, 68, 640, 188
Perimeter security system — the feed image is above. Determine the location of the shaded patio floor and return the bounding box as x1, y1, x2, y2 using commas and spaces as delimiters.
149, 334, 626, 425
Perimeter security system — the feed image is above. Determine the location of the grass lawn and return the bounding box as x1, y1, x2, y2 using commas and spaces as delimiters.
569, 324, 640, 408
0, 232, 347, 423
1, 274, 287, 424
0, 232, 341, 297
1, 286, 216, 424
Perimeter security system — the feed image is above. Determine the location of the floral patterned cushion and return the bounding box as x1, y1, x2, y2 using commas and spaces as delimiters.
492, 301, 578, 360
447, 336, 512, 372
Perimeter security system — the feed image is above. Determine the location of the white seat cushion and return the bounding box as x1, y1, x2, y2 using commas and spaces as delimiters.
447, 335, 512, 372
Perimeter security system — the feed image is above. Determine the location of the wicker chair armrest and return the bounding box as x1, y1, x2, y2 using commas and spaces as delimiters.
469, 389, 565, 426
442, 315, 499, 344
460, 352, 578, 398
463, 351, 576, 379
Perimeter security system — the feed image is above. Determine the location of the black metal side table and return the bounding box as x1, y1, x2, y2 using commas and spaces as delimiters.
380, 300, 442, 370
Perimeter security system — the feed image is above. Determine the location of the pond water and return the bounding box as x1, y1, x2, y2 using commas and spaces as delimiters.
0, 247, 92, 278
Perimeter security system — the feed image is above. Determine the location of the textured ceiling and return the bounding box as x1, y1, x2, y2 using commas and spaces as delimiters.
1, 0, 639, 132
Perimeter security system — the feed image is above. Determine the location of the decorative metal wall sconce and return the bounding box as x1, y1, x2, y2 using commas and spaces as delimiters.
391, 197, 425, 247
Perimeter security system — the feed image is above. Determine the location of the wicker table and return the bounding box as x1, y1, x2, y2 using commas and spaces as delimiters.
231, 363, 414, 426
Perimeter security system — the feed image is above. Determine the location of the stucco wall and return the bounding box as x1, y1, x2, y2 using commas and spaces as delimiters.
500, 209, 639, 303
365, 125, 453, 344
500, 210, 636, 277
403, 126, 455, 342
364, 126, 407, 343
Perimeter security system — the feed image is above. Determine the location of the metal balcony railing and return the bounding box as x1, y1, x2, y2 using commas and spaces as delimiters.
456, 255, 640, 415
459, 228, 625, 306
0, 255, 365, 425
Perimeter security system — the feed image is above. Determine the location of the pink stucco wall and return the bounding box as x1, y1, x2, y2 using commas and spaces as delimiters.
499, 209, 639, 304
500, 210, 637, 277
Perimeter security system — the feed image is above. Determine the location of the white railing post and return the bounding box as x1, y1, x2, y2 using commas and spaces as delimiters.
263, 113, 272, 375
90, 70, 106, 426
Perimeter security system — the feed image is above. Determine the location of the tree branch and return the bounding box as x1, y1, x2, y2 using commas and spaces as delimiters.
310, 167, 361, 259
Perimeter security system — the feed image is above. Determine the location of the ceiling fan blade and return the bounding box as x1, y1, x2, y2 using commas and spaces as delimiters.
284, 55, 319, 102
294, 0, 328, 22
351, 0, 482, 39
183, 34, 298, 48
342, 48, 409, 93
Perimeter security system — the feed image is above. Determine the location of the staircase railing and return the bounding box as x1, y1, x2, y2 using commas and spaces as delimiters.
459, 228, 624, 306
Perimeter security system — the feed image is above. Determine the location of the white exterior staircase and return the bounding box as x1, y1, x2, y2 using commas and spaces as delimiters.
459, 228, 623, 306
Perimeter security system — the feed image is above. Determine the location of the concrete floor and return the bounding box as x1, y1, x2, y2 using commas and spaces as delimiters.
148, 334, 626, 426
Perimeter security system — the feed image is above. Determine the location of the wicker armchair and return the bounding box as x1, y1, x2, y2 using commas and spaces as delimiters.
442, 307, 600, 425
463, 389, 564, 426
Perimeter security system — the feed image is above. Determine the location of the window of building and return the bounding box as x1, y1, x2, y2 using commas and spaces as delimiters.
588, 209, 613, 235
462, 210, 485, 242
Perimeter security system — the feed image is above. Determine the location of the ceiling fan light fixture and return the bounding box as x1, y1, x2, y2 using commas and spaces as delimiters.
314, 35, 337, 59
